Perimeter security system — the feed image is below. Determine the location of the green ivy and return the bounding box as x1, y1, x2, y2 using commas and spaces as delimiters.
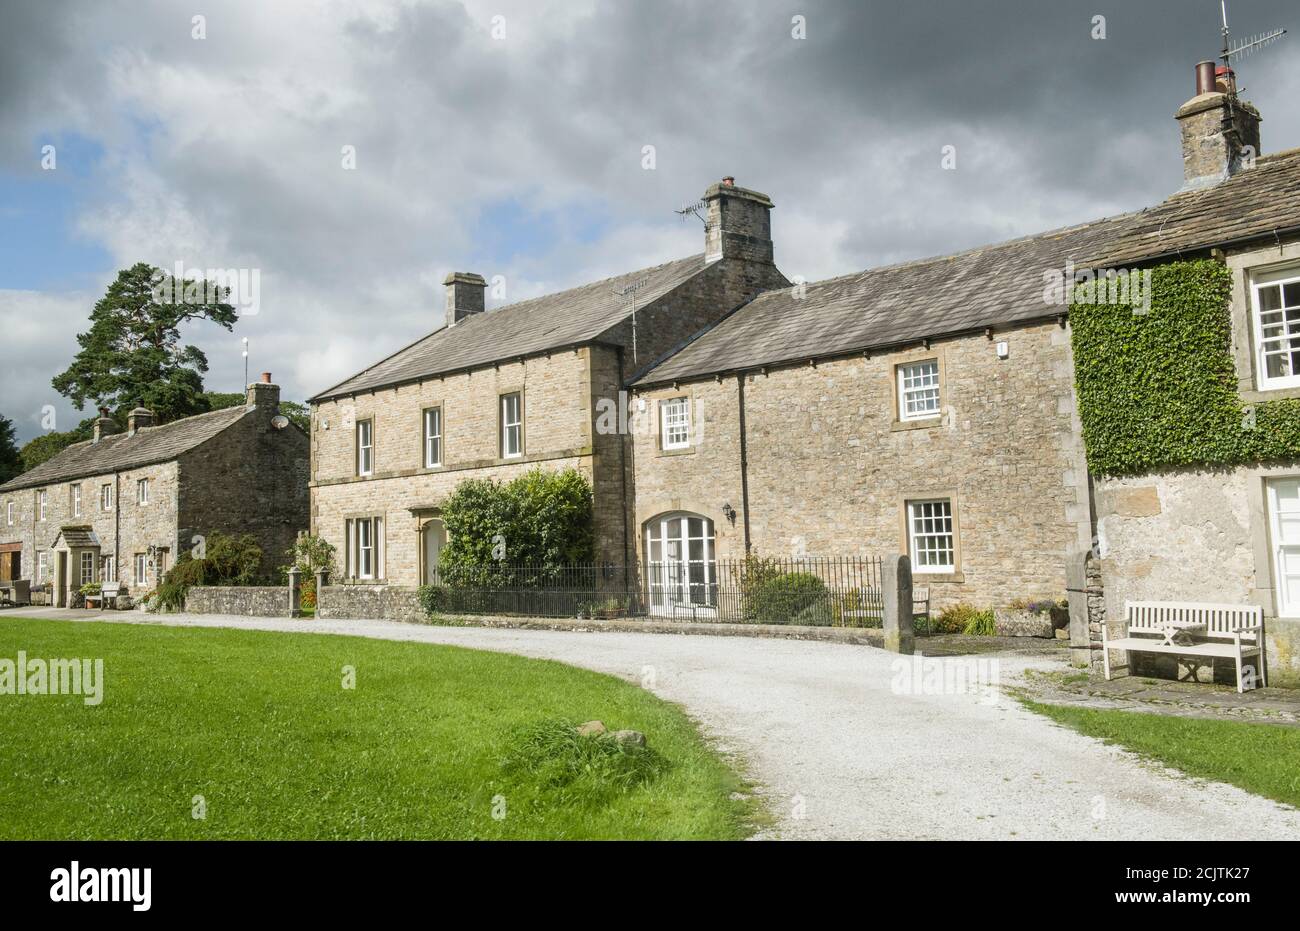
1070, 259, 1300, 476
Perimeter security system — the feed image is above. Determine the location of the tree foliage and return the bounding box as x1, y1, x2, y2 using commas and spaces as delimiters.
0, 416, 21, 484
52, 263, 238, 424
18, 418, 94, 473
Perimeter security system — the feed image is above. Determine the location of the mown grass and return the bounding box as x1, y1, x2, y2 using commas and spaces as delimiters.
0, 617, 756, 839
1025, 700, 1300, 808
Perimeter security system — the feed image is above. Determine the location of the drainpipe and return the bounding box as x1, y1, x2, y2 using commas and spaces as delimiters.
736, 374, 752, 553
616, 346, 632, 586
114, 470, 121, 587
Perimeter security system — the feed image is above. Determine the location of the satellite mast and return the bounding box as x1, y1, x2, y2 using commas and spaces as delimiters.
613, 276, 648, 366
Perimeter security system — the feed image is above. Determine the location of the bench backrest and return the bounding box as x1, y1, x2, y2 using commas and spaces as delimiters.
101, 582, 121, 596
1125, 601, 1262, 641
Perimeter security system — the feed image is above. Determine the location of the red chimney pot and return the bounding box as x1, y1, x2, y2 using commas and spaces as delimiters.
722, 176, 735, 186
260, 372, 272, 384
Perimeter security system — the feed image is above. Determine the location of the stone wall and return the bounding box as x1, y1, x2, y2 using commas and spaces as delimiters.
1095, 464, 1300, 686
184, 585, 292, 617
317, 584, 425, 624
631, 319, 1092, 610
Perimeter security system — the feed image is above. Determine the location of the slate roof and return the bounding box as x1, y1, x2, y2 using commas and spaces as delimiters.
0, 405, 249, 493
51, 526, 101, 549
312, 254, 707, 401
636, 148, 1300, 386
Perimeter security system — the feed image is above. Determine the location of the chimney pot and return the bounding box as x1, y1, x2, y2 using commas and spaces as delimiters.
722, 175, 735, 186
1194, 60, 1216, 96
260, 372, 272, 384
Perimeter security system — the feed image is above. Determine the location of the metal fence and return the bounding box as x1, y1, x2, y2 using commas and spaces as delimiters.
422, 556, 888, 626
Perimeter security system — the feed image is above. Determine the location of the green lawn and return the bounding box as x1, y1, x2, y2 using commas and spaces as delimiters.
1026, 700, 1300, 808
0, 617, 755, 839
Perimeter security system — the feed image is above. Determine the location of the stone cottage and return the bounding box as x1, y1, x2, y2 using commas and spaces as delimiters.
0, 375, 309, 606
308, 179, 787, 589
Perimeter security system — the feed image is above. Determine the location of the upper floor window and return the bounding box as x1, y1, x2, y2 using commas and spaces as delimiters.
500, 392, 522, 459
423, 407, 442, 468
1253, 269, 1300, 390
137, 478, 150, 505
37, 490, 47, 521
660, 397, 691, 450
5, 501, 12, 525
101, 483, 114, 512
898, 360, 941, 421
71, 484, 81, 517
356, 419, 374, 476
907, 498, 955, 573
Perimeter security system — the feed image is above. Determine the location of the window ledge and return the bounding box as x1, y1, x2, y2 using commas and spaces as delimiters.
892, 416, 942, 433
657, 446, 695, 457
1242, 385, 1300, 403
912, 570, 965, 584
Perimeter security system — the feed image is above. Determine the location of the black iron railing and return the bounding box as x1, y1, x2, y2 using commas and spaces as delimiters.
422, 556, 888, 626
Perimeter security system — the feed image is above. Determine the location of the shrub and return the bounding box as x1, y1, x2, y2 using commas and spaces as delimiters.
962, 609, 998, 637
205, 533, 263, 585
282, 533, 337, 581
832, 589, 882, 628
934, 603, 992, 634
748, 572, 829, 625
1008, 597, 1068, 614
417, 584, 448, 618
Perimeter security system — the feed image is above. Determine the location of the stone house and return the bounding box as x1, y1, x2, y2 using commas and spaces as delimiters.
0, 376, 309, 605
308, 179, 788, 587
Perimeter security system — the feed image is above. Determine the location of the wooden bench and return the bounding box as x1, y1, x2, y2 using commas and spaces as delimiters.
84, 581, 121, 610
1102, 600, 1267, 693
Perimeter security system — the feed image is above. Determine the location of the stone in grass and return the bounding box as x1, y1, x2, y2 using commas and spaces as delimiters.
612, 729, 646, 748
576, 720, 606, 737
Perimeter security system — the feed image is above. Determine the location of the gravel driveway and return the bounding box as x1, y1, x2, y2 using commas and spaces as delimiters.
61, 611, 1300, 839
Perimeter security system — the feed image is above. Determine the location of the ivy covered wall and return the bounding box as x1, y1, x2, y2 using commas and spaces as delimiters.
1070, 259, 1300, 476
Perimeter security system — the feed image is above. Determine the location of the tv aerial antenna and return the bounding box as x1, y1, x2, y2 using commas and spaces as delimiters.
1218, 1, 1287, 95
675, 199, 707, 226
613, 276, 649, 366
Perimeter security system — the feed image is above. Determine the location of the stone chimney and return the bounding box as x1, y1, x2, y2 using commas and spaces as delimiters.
1175, 61, 1261, 191
92, 407, 119, 444
703, 176, 775, 265
247, 371, 280, 410
127, 406, 156, 434
444, 272, 487, 326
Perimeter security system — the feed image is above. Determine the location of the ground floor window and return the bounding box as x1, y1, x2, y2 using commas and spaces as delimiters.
134, 554, 147, 587
36, 550, 47, 584
646, 513, 716, 613
907, 498, 955, 572
346, 516, 385, 580
102, 555, 116, 584
1267, 478, 1300, 618
79, 551, 95, 586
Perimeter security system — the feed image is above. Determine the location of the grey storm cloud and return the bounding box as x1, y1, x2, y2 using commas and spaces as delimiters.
1, 0, 1298, 443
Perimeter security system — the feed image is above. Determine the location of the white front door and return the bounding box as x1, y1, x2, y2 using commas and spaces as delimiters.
1268, 478, 1300, 617
422, 519, 447, 584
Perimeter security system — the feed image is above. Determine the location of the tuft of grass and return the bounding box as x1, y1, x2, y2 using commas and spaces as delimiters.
500, 718, 665, 802
1024, 700, 1300, 808
0, 616, 754, 840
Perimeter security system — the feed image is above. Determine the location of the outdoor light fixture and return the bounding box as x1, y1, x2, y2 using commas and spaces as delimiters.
722, 502, 736, 524
996, 340, 1009, 359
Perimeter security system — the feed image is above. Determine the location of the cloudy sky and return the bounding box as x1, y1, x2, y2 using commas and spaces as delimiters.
2, 0, 1298, 442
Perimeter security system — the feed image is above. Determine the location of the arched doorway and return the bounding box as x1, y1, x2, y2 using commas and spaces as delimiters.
645, 512, 717, 616
421, 519, 447, 584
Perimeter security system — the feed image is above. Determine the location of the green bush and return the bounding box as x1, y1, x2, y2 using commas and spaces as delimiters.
500, 718, 665, 800
205, 533, 263, 585
933, 603, 995, 635
1071, 260, 1300, 475
747, 572, 829, 625
439, 467, 594, 572
416, 584, 447, 618
962, 609, 997, 637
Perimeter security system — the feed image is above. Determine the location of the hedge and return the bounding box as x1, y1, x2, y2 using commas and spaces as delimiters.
1069, 259, 1300, 476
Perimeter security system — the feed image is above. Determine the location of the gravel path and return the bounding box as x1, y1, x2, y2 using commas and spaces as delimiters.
55, 610, 1300, 840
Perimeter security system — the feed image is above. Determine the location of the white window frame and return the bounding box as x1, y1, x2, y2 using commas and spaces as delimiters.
897, 360, 941, 421
134, 554, 147, 586
423, 407, 442, 468
102, 555, 116, 584
101, 483, 114, 512
1252, 267, 1300, 391
5, 501, 12, 525
37, 489, 47, 522
137, 478, 150, 505
37, 550, 48, 584
660, 397, 691, 450
907, 498, 955, 574
71, 484, 81, 517
345, 516, 385, 581
500, 392, 522, 459
80, 551, 95, 586
645, 513, 717, 613
356, 419, 374, 476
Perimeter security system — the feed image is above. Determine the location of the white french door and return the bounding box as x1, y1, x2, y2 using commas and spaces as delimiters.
645, 514, 717, 616
1268, 478, 1300, 618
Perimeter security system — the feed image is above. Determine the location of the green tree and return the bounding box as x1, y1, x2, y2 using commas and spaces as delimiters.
0, 416, 21, 484
18, 417, 94, 472
52, 263, 238, 424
